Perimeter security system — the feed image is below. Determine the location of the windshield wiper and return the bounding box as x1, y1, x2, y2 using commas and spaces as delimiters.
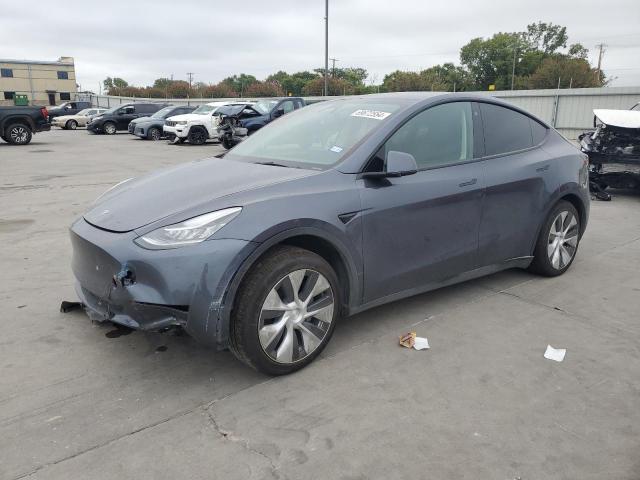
254, 161, 291, 168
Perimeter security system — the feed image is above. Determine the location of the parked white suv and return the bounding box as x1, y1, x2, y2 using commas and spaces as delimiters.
163, 101, 231, 145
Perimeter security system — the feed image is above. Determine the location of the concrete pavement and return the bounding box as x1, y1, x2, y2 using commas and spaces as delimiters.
1, 130, 639, 479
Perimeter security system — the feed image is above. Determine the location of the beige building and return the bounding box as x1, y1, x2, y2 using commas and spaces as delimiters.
0, 56, 77, 106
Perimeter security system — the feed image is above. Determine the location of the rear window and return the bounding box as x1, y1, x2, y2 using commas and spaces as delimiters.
480, 103, 533, 156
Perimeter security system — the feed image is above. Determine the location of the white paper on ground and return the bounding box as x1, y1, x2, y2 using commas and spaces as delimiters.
413, 337, 430, 350
544, 345, 566, 362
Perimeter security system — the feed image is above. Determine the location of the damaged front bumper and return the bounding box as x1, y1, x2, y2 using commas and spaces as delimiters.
69, 218, 256, 347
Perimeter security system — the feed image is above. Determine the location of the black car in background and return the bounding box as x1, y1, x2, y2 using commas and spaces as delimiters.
128, 105, 196, 140
48, 101, 92, 122
87, 102, 168, 135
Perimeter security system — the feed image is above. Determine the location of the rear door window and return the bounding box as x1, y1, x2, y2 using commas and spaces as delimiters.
479, 103, 534, 156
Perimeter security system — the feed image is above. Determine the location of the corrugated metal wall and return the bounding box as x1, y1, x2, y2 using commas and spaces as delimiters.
84, 86, 640, 140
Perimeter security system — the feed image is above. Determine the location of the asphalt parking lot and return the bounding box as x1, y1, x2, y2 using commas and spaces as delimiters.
1, 129, 640, 480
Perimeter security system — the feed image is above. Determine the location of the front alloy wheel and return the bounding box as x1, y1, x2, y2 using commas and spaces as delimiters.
229, 246, 340, 375
103, 122, 117, 135
258, 269, 334, 364
148, 127, 161, 141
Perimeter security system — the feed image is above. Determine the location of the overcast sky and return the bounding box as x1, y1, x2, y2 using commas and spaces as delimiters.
1, 0, 638, 91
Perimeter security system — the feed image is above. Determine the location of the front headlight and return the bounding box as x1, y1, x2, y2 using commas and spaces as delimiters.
134, 207, 242, 249
176, 120, 188, 125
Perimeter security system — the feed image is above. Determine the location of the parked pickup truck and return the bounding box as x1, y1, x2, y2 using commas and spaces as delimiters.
0, 105, 50, 145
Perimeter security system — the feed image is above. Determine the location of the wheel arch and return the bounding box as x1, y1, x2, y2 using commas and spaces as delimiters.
213, 227, 362, 349
559, 193, 587, 236
1, 115, 34, 133
530, 190, 588, 256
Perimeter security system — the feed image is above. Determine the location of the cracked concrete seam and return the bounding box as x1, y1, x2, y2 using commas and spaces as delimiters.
203, 407, 280, 478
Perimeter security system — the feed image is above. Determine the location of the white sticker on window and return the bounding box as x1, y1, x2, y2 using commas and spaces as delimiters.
330, 145, 343, 153
351, 109, 391, 120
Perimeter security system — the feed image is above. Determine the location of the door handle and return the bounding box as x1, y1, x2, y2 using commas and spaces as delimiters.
458, 178, 477, 188
536, 164, 550, 172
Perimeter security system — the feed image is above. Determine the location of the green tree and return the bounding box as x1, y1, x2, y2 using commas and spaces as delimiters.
460, 32, 524, 90
529, 56, 605, 89
152, 78, 173, 89
523, 21, 568, 54
221, 74, 258, 95
302, 77, 352, 96
103, 77, 129, 93
266, 70, 319, 96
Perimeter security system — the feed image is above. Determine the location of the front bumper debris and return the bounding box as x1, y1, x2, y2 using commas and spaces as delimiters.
69, 218, 256, 346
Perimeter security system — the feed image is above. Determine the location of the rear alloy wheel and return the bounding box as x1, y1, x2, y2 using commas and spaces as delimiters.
148, 127, 161, 141
529, 201, 581, 276
66, 120, 78, 130
188, 127, 207, 145
5, 124, 32, 145
103, 122, 117, 135
230, 246, 340, 375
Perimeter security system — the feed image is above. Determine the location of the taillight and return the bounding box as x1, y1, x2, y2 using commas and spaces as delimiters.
40, 107, 49, 121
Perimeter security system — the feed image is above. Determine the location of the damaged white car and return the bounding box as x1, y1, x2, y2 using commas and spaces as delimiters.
579, 105, 640, 199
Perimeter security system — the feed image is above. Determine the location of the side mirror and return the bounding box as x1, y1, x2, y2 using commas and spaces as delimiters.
273, 108, 285, 118
363, 151, 418, 179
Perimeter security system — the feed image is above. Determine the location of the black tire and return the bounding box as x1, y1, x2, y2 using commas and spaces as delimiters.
66, 120, 78, 130
229, 246, 341, 375
529, 200, 581, 277
147, 127, 162, 141
188, 127, 207, 145
221, 136, 235, 149
5, 123, 32, 145
103, 122, 117, 135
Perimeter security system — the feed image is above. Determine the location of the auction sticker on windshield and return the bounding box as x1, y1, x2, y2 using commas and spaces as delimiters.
351, 109, 391, 120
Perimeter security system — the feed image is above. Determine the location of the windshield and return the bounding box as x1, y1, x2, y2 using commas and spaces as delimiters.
227, 99, 402, 168
254, 100, 278, 115
101, 105, 122, 115
152, 106, 175, 119
632, 103, 640, 111
192, 105, 217, 115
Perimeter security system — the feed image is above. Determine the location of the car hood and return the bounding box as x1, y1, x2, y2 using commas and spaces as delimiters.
84, 157, 316, 232
166, 113, 209, 123
594, 109, 640, 129
129, 116, 151, 125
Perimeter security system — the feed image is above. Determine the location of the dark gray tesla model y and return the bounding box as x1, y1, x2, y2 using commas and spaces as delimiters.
70, 93, 590, 374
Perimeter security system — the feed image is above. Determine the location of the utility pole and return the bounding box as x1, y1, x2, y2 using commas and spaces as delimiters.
330, 57, 339, 77
595, 43, 606, 83
511, 45, 518, 90
324, 0, 329, 96
187, 72, 195, 90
